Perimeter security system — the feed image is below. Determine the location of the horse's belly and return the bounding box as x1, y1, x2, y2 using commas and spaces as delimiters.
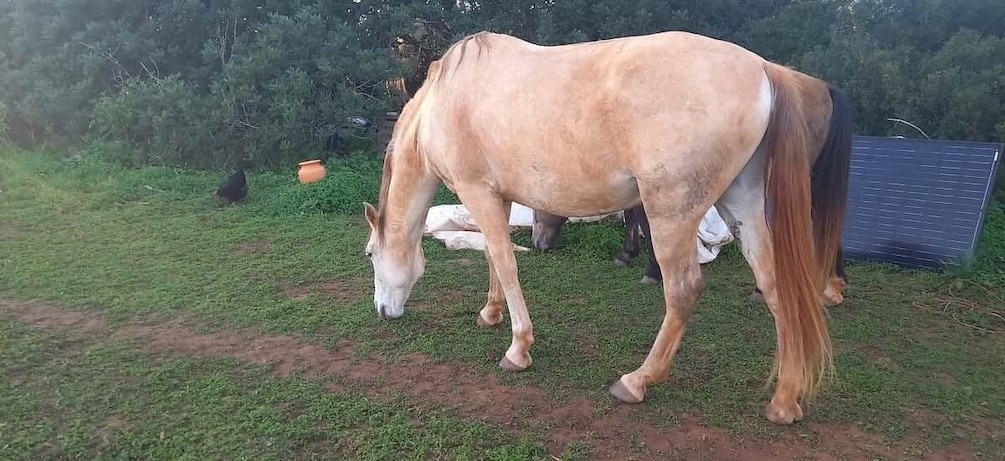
501, 169, 640, 218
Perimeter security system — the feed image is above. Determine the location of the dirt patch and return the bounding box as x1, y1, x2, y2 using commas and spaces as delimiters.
855, 343, 893, 366
0, 298, 985, 460
280, 284, 312, 300
94, 414, 127, 445
234, 239, 270, 255
318, 278, 368, 303
0, 300, 106, 332
934, 372, 956, 387
279, 278, 368, 303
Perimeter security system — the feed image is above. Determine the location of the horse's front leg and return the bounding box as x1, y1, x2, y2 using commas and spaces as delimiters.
476, 247, 505, 326
456, 189, 535, 371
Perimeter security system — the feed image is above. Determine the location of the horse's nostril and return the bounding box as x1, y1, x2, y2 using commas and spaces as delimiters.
378, 304, 387, 320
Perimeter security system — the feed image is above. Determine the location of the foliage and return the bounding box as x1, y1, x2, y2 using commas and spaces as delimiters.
966, 201, 1005, 289
0, 101, 7, 141
261, 169, 381, 216
258, 153, 459, 216
92, 76, 223, 167
2, 0, 1003, 169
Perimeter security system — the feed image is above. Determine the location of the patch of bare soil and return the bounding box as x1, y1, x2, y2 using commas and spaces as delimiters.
233, 239, 270, 255
279, 277, 369, 303
279, 284, 312, 300
318, 277, 369, 303
0, 300, 107, 332
0, 298, 984, 460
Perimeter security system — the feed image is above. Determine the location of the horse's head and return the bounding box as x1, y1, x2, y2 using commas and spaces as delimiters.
531, 209, 569, 251
363, 202, 426, 320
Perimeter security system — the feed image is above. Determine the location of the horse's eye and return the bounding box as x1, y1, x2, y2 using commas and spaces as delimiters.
366, 251, 373, 259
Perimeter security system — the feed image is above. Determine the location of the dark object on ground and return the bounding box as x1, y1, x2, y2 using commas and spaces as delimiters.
213, 162, 248, 204
324, 132, 349, 160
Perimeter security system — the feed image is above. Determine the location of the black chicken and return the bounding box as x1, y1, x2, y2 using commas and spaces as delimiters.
213, 161, 248, 204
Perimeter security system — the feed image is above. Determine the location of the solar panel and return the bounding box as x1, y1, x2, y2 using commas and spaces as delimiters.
841, 136, 1002, 269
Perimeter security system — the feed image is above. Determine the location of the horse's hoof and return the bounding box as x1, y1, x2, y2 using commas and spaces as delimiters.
499, 352, 531, 372
764, 401, 804, 425
609, 377, 645, 403
475, 309, 503, 327
613, 257, 631, 268
822, 287, 845, 307
640, 276, 661, 285
749, 291, 766, 304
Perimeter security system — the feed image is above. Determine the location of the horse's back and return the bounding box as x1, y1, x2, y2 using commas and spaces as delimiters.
416, 30, 778, 217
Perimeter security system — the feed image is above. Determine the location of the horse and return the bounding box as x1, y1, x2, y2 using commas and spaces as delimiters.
532, 204, 664, 283
532, 186, 850, 307
362, 30, 853, 425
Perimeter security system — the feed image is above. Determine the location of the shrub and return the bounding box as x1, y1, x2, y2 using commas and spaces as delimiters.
92, 76, 228, 168
262, 170, 380, 216
0, 101, 7, 141
968, 201, 1005, 290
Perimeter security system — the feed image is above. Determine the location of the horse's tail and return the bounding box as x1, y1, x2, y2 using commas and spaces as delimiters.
811, 84, 853, 288
761, 63, 834, 402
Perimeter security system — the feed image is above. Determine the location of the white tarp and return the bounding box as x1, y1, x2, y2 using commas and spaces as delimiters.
423, 202, 734, 263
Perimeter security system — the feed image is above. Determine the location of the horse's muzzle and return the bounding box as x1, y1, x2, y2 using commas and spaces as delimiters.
377, 303, 403, 320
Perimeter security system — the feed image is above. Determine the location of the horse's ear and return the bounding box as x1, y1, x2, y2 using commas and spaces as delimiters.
363, 202, 379, 229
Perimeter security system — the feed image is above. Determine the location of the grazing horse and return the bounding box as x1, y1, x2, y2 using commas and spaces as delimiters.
536, 204, 850, 305
532, 204, 664, 283
532, 175, 851, 307
363, 30, 853, 425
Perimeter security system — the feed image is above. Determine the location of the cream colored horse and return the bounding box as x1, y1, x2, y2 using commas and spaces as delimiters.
363, 30, 852, 425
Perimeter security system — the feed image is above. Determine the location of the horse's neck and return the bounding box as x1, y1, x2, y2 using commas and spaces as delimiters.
386, 160, 439, 242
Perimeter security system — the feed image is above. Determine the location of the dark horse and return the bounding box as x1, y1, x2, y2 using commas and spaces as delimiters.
533, 204, 663, 283
532, 205, 849, 306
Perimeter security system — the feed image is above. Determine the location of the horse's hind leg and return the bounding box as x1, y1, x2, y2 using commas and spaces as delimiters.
453, 188, 535, 371
821, 247, 847, 307
614, 206, 643, 267
750, 247, 847, 307
610, 199, 706, 403
715, 166, 805, 424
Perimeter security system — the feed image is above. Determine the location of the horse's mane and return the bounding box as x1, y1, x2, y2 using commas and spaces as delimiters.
375, 32, 494, 242
375, 150, 394, 242
375, 94, 424, 243
429, 31, 494, 85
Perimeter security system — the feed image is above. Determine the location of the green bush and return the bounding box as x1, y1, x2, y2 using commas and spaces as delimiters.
92, 76, 227, 168
4, 0, 1005, 167
262, 169, 380, 216
0, 101, 7, 141
968, 201, 1005, 290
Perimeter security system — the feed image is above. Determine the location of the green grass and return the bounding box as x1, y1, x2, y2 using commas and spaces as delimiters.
1, 146, 1003, 459
0, 319, 547, 460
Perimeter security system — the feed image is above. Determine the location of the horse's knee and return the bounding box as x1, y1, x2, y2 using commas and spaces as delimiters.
662, 261, 704, 316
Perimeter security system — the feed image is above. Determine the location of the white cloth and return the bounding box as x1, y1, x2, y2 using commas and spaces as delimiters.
422, 203, 540, 252
422, 202, 732, 263
694, 206, 733, 264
